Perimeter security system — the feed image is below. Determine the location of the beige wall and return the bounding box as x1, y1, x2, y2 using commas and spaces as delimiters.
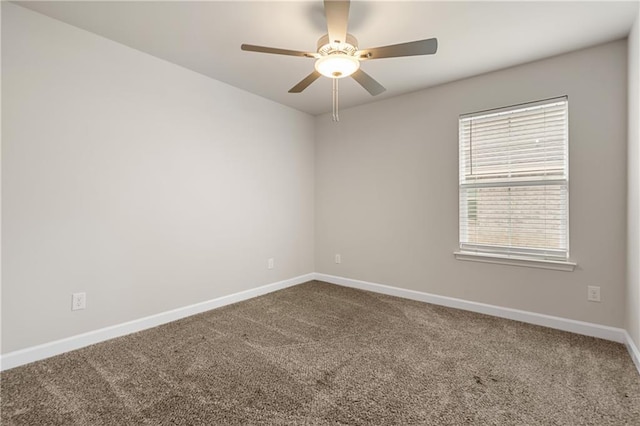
628, 13, 640, 349
315, 40, 628, 328
1, 3, 315, 353
2, 2, 635, 357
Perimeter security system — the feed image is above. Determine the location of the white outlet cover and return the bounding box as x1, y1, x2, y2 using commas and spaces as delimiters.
335, 254, 341, 264
72, 292, 86, 310
587, 286, 601, 302
267, 258, 274, 270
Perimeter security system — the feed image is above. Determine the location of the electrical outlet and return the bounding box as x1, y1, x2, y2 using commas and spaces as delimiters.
335, 254, 341, 264
587, 286, 601, 302
267, 258, 274, 270
72, 292, 86, 310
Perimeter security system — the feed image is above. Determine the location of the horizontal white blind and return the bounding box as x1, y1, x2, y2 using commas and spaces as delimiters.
459, 97, 569, 261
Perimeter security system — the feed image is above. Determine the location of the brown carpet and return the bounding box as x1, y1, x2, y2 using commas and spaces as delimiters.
1, 281, 639, 425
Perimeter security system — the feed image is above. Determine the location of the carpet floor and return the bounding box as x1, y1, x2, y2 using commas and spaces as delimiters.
1, 281, 639, 425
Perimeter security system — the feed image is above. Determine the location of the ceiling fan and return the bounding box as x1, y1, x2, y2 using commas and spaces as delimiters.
241, 0, 438, 121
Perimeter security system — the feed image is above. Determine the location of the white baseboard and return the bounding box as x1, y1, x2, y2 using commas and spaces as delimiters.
625, 331, 640, 375
0, 273, 314, 372
314, 273, 628, 344
3, 272, 638, 376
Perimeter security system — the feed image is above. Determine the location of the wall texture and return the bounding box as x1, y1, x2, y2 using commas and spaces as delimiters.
1, 3, 315, 354
2, 2, 635, 358
315, 40, 628, 328
628, 13, 640, 350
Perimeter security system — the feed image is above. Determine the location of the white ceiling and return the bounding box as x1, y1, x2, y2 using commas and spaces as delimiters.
14, 1, 640, 115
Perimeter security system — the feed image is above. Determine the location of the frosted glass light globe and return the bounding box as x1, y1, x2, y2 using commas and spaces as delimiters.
314, 54, 360, 79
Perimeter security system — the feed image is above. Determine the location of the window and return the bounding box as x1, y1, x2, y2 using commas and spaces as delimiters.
457, 97, 574, 270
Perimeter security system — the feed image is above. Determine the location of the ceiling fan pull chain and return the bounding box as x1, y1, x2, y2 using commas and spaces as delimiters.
332, 78, 339, 122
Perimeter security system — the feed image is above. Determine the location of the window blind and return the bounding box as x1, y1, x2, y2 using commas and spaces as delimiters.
459, 97, 569, 261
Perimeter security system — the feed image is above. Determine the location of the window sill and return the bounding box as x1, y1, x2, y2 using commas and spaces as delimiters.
453, 251, 577, 272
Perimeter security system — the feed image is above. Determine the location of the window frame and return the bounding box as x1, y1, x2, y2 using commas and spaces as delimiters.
455, 97, 576, 271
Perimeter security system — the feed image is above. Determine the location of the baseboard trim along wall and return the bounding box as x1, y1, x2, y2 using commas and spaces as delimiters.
315, 273, 640, 372
316, 273, 640, 374
0, 273, 315, 372
3, 272, 639, 375
315, 273, 627, 342
625, 331, 640, 376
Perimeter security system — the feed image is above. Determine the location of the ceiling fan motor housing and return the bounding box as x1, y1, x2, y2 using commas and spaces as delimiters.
317, 33, 359, 56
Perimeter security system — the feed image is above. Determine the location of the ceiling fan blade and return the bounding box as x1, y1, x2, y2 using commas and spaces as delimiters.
351, 69, 386, 96
241, 44, 318, 58
357, 38, 438, 60
324, 0, 350, 45
288, 71, 322, 93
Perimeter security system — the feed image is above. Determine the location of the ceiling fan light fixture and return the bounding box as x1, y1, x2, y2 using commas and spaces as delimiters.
314, 54, 360, 79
